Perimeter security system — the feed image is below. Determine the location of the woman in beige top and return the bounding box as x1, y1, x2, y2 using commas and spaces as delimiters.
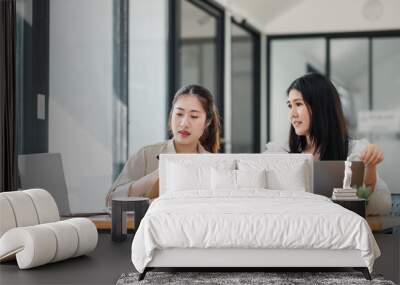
106, 84, 221, 205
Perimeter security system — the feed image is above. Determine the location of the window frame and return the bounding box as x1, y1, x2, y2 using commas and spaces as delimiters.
266, 29, 400, 141
168, 0, 225, 140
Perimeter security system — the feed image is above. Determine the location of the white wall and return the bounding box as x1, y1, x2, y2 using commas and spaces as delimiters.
49, 0, 113, 212
129, 0, 168, 155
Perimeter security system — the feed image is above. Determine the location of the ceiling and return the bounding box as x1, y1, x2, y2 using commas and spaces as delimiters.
224, 0, 304, 29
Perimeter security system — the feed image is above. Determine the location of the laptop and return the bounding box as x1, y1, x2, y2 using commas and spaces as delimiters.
18, 153, 107, 217
313, 161, 364, 198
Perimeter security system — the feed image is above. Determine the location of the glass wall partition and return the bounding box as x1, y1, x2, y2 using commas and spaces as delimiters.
330, 38, 369, 137
180, 0, 217, 96
129, 0, 168, 154
268, 38, 326, 146
16, 0, 129, 213
231, 20, 261, 153
369, 38, 400, 193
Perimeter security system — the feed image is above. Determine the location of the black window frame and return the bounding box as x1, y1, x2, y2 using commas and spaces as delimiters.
168, 0, 225, 139
16, 0, 50, 155
266, 29, 400, 142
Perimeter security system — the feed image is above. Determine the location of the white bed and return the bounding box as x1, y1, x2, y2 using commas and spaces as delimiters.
131, 154, 380, 280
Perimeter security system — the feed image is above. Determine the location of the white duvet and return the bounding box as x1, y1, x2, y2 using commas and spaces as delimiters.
131, 190, 380, 273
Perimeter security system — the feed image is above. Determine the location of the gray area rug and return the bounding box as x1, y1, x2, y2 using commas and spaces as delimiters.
116, 271, 396, 285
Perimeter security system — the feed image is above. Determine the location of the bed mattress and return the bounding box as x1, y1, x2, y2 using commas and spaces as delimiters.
131, 190, 380, 273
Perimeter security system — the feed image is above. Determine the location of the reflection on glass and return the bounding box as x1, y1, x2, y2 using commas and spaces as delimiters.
370, 38, 400, 194
48, 0, 118, 213
330, 39, 369, 137
113, 0, 129, 181
16, 0, 128, 212
270, 39, 326, 144
231, 22, 255, 153
180, 0, 217, 96
129, 0, 168, 156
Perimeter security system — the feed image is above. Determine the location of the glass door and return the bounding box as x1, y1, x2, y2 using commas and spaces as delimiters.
231, 21, 260, 153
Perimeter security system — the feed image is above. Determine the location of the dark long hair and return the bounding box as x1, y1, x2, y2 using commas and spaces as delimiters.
169, 84, 221, 153
287, 73, 349, 160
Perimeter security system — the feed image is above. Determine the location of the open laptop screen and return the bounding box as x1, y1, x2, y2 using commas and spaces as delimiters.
18, 153, 71, 216
313, 161, 364, 198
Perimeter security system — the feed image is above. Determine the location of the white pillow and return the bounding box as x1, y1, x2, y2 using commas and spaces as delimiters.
238, 158, 308, 191
165, 158, 236, 192
237, 169, 267, 189
267, 166, 306, 191
211, 169, 267, 190
167, 162, 211, 191
211, 168, 236, 190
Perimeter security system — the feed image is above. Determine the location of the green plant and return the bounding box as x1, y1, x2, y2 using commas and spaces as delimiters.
357, 186, 372, 200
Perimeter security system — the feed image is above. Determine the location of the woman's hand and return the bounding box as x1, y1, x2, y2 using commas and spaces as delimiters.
146, 178, 159, 199
360, 144, 384, 191
128, 169, 159, 197
360, 144, 384, 167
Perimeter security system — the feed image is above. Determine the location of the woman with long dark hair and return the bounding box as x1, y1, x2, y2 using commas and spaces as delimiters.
267, 73, 391, 215
106, 84, 221, 205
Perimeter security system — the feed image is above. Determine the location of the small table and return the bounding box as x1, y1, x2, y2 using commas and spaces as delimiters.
332, 198, 366, 218
112, 197, 149, 241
